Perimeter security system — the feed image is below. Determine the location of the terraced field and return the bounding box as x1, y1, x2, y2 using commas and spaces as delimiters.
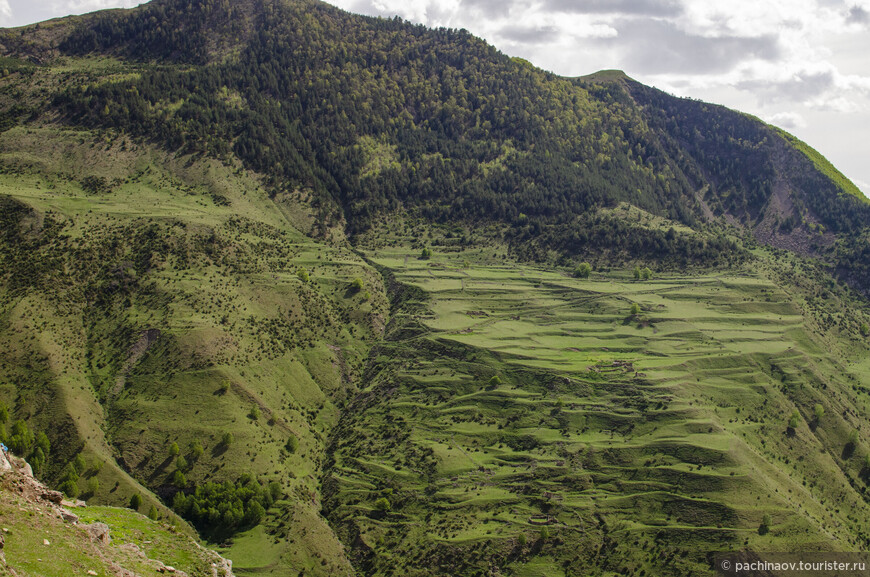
325, 247, 870, 576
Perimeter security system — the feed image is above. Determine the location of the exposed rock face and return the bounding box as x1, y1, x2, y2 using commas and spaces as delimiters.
2, 453, 66, 509
1, 453, 30, 478
84, 523, 112, 545
205, 548, 234, 577
41, 490, 64, 505
211, 558, 234, 577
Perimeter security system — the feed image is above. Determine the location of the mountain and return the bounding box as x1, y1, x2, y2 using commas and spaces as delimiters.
1, 0, 870, 575
5, 0, 870, 275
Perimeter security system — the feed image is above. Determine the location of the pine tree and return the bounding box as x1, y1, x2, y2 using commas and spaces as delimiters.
130, 494, 143, 511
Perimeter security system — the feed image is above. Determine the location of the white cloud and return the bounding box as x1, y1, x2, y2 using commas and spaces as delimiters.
767, 111, 807, 129
2, 0, 141, 27
48, 0, 141, 13
0, 0, 11, 25
853, 179, 870, 197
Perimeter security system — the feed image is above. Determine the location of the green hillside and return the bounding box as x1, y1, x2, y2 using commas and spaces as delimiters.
0, 125, 383, 574
1, 450, 235, 577
0, 0, 869, 575
326, 231, 870, 575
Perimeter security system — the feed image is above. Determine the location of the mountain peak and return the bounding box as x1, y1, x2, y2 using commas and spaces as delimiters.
578, 69, 633, 83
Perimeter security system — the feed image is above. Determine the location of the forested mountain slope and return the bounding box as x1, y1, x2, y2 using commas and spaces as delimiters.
1, 0, 868, 276
0, 0, 869, 575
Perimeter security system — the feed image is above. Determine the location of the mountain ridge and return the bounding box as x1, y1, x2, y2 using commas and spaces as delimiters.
26, 0, 866, 274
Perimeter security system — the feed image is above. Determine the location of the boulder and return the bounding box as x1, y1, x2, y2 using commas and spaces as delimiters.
17, 460, 33, 478
84, 522, 111, 545
40, 490, 64, 505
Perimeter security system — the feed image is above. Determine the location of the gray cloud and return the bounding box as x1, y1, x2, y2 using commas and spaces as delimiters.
460, 0, 515, 18
611, 19, 781, 75
847, 5, 869, 24
543, 0, 684, 17
737, 70, 835, 104
498, 24, 561, 44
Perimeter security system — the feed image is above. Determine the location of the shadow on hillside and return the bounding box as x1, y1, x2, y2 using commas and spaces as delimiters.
842, 443, 857, 460
147, 455, 176, 482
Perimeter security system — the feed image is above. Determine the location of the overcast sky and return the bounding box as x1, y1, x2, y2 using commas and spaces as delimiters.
2, 0, 868, 197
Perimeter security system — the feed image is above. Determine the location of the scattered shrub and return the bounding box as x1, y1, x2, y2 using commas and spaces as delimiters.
574, 262, 592, 278
221, 432, 234, 447
190, 441, 204, 459
176, 455, 189, 472
285, 435, 298, 454
59, 480, 79, 499
171, 470, 187, 488
129, 494, 143, 511
73, 453, 87, 474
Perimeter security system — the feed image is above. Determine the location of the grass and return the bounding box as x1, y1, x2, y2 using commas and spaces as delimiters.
0, 486, 223, 577
772, 127, 868, 202
0, 125, 385, 575
323, 241, 870, 576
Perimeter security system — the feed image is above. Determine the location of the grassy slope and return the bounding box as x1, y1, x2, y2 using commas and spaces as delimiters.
324, 221, 870, 576
0, 119, 387, 574
772, 127, 868, 203
0, 472, 231, 577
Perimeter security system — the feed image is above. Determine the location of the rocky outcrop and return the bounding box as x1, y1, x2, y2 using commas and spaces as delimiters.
1, 452, 72, 514
1, 447, 236, 577
85, 523, 111, 545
